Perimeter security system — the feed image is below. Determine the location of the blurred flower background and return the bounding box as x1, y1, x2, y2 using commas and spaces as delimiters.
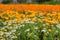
0, 0, 60, 40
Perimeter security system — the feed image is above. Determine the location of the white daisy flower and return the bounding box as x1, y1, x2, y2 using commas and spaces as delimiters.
25, 29, 30, 32
41, 30, 46, 32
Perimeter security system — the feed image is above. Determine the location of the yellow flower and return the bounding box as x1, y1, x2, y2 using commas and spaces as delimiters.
13, 24, 16, 27
4, 17, 9, 20
45, 32, 49, 36
0, 19, 2, 22
46, 23, 50, 26
48, 29, 52, 32
0, 31, 4, 35
32, 17, 36, 22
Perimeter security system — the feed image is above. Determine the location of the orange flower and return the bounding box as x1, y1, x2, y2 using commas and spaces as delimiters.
0, 4, 60, 11
6, 20, 12, 23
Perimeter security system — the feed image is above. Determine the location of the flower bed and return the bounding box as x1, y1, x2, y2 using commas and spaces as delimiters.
0, 4, 60, 11
0, 4, 60, 40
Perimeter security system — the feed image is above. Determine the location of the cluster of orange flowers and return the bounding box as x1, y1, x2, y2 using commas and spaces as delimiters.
0, 10, 60, 24
0, 4, 60, 11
